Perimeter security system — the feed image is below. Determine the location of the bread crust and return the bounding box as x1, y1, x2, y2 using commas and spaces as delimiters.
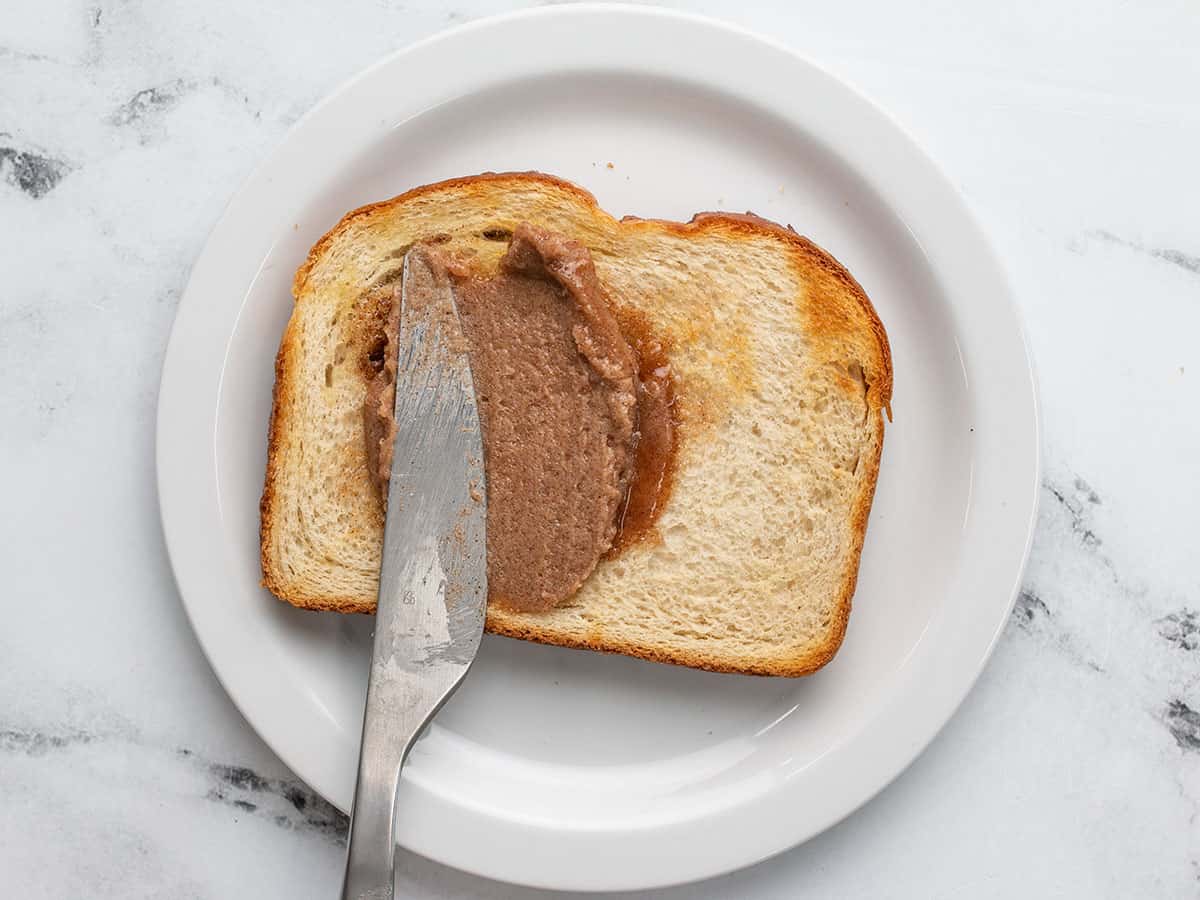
262, 172, 892, 676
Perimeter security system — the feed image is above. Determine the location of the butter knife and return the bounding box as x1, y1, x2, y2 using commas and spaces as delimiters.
341, 249, 487, 900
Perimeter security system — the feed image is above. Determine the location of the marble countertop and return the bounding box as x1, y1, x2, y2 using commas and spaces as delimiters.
3, 1, 1198, 897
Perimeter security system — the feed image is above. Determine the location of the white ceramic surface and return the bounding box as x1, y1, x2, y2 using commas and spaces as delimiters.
155, 6, 1037, 890
6, 1, 1199, 898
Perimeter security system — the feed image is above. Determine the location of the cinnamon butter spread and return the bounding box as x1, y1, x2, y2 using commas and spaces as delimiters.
365, 223, 675, 613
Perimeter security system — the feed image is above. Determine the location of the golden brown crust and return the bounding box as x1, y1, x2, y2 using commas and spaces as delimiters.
292, 172, 600, 298
263, 171, 893, 677
259, 310, 294, 601
623, 209, 892, 413
484, 613, 824, 677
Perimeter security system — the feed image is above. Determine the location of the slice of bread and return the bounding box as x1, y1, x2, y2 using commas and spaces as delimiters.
261, 173, 892, 676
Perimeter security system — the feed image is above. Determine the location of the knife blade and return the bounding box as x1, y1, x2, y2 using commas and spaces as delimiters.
341, 248, 487, 900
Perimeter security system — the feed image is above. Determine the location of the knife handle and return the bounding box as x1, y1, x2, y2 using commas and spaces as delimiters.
339, 702, 417, 900
340, 557, 476, 900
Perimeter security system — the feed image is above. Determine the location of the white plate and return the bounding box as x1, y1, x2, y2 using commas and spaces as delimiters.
157, 5, 1039, 891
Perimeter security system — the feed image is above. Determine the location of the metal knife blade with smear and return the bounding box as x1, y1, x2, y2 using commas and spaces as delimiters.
341, 248, 487, 900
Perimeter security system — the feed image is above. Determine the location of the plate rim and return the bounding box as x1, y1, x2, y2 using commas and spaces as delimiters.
156, 3, 1041, 890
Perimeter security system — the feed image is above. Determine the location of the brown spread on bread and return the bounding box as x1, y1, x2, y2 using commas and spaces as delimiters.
364, 223, 675, 613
